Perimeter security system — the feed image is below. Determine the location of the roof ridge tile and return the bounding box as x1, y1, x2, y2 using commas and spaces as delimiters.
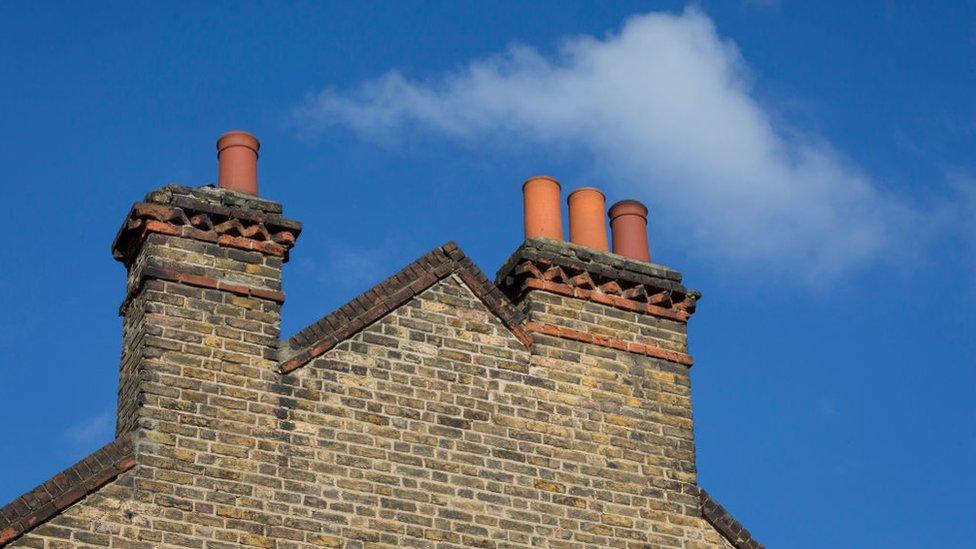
0, 436, 135, 546
699, 488, 764, 549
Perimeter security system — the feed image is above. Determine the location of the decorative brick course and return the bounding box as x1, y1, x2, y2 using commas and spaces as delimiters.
112, 185, 301, 267
497, 238, 700, 323
521, 277, 691, 322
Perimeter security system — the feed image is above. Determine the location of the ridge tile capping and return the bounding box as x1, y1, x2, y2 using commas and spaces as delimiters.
0, 436, 135, 546
699, 488, 765, 549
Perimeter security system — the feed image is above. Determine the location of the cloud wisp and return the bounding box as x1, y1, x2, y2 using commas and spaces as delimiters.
295, 236, 425, 297
296, 8, 913, 279
64, 411, 113, 448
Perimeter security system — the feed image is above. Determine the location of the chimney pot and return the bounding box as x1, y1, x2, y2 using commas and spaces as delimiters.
216, 130, 260, 196
567, 187, 609, 251
522, 176, 564, 241
608, 199, 651, 262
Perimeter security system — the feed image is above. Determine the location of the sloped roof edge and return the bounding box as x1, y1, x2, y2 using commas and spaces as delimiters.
279, 241, 531, 374
0, 435, 135, 547
699, 488, 764, 549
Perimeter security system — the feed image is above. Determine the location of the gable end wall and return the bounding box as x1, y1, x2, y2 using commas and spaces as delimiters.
276, 275, 729, 547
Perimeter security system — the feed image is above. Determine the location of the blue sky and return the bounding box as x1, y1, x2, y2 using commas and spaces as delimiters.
1, 2, 974, 546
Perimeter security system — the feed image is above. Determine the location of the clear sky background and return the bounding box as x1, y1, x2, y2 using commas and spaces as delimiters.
1, 2, 974, 547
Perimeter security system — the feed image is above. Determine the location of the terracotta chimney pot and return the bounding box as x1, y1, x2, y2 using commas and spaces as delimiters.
522, 176, 564, 241
608, 199, 651, 262
216, 130, 260, 196
567, 187, 609, 251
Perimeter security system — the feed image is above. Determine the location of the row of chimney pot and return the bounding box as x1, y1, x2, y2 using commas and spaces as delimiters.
212, 131, 651, 263
522, 176, 651, 262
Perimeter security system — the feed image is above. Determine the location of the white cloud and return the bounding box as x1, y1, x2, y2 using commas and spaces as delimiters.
65, 411, 114, 447
296, 8, 913, 279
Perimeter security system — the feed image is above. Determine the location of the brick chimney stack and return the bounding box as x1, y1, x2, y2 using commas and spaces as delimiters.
110, 132, 301, 438
499, 179, 702, 528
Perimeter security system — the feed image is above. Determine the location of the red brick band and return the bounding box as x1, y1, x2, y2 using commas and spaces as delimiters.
523, 321, 693, 367
120, 265, 285, 315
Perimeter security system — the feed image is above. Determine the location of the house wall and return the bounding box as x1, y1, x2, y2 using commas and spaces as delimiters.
12, 275, 731, 548
9, 472, 139, 549
6, 184, 743, 548
276, 276, 728, 547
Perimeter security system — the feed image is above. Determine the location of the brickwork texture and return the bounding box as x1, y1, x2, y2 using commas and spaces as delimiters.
1, 185, 760, 548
